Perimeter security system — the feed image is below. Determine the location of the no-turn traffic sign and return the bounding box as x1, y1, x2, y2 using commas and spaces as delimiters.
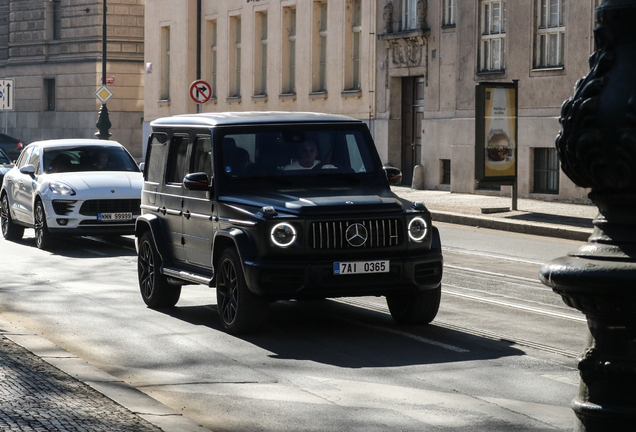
189, 80, 212, 104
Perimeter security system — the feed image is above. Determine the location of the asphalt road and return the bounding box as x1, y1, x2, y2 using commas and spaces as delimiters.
0, 224, 587, 431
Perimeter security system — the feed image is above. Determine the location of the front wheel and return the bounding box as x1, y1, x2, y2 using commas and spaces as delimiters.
216, 247, 268, 335
34, 200, 53, 249
137, 231, 181, 308
1, 194, 24, 241
386, 285, 441, 325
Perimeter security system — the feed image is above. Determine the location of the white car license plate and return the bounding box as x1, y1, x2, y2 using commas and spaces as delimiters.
98, 212, 133, 221
334, 260, 389, 275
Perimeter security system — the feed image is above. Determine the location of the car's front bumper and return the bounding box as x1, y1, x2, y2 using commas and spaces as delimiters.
242, 252, 443, 300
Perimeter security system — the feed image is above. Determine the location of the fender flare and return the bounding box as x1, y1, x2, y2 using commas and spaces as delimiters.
212, 227, 257, 284
135, 214, 170, 263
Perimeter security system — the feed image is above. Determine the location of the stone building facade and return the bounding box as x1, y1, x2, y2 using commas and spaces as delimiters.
0, 0, 145, 157
143, 0, 600, 203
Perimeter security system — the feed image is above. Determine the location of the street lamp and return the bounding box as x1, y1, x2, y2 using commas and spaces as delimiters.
95, 0, 111, 140
540, 0, 636, 430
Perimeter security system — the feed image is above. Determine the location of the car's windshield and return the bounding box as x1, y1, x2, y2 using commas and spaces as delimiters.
220, 125, 378, 179
0, 151, 10, 165
44, 146, 139, 174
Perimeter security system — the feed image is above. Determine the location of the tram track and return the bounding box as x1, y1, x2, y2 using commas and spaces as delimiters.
339, 297, 582, 359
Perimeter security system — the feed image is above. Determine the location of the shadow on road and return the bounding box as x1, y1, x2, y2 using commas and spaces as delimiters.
156, 298, 525, 368
6, 232, 137, 258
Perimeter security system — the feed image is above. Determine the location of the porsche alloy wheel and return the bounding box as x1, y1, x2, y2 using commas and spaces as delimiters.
1, 194, 24, 241
34, 200, 53, 249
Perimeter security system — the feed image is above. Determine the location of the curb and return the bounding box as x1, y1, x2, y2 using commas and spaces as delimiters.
430, 210, 593, 242
0, 315, 210, 432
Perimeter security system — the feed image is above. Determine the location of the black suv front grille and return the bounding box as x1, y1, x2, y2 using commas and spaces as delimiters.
79, 199, 141, 216
309, 219, 403, 250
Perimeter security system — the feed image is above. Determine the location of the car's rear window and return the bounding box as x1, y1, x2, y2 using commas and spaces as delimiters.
44, 146, 139, 174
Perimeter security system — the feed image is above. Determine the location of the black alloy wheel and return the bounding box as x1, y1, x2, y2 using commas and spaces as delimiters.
137, 231, 180, 308
216, 247, 268, 335
34, 200, 53, 249
1, 194, 24, 241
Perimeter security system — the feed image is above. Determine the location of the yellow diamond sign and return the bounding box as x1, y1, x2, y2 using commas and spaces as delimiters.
95, 85, 113, 103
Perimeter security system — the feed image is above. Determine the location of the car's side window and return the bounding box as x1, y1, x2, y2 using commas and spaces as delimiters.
165, 135, 189, 184
16, 146, 33, 169
145, 133, 168, 183
191, 136, 213, 180
28, 146, 41, 174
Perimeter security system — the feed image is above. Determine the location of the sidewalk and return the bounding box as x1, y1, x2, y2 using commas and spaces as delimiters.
0, 189, 596, 432
391, 187, 597, 241
0, 316, 209, 432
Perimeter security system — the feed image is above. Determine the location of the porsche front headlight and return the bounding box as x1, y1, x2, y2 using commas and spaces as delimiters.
49, 181, 76, 196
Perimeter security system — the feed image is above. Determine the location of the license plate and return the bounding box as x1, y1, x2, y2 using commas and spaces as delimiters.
334, 260, 389, 275
98, 212, 133, 221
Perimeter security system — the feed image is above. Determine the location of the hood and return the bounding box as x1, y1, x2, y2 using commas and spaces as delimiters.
220, 186, 405, 215
44, 171, 143, 198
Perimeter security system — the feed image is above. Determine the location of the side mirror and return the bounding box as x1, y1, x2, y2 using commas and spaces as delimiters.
383, 165, 402, 185
183, 172, 212, 191
20, 164, 36, 177
139, 162, 145, 173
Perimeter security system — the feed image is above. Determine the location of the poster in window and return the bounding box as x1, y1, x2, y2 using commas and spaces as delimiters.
475, 82, 517, 183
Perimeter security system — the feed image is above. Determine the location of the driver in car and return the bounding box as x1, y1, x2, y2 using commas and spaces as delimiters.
284, 140, 335, 170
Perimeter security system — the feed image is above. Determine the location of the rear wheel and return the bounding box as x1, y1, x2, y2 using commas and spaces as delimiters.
137, 231, 181, 308
34, 200, 53, 249
216, 247, 268, 334
1, 194, 24, 241
386, 285, 441, 325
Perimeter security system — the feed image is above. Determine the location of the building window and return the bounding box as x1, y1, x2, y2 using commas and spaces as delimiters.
402, 0, 418, 31
344, 0, 362, 91
230, 16, 242, 97
441, 159, 451, 184
282, 7, 296, 94
160, 26, 170, 100
443, 0, 456, 26
480, 0, 507, 72
312, 1, 328, 93
535, 0, 565, 68
46, 0, 62, 40
533, 148, 559, 194
254, 12, 268, 96
44, 78, 56, 111
210, 20, 217, 98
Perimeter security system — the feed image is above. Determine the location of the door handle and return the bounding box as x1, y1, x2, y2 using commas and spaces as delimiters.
183, 210, 191, 220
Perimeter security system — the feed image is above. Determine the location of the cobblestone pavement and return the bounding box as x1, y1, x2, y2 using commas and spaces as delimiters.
0, 335, 163, 432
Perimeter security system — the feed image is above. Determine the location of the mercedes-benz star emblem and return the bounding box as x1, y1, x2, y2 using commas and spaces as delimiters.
345, 223, 368, 247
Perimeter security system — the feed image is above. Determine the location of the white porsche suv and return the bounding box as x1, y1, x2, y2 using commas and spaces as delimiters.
0, 139, 142, 249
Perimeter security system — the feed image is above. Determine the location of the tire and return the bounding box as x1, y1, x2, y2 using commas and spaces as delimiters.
34, 199, 53, 250
1, 194, 24, 241
137, 231, 181, 308
386, 285, 441, 325
216, 247, 269, 335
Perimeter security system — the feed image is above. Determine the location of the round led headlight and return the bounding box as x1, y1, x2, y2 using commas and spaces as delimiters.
271, 222, 297, 247
408, 217, 428, 242
49, 181, 76, 196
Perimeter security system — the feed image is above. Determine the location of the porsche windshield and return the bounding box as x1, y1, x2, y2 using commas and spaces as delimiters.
219, 125, 379, 179
44, 146, 139, 174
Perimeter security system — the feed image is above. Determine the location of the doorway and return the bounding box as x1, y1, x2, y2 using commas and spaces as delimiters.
401, 76, 424, 185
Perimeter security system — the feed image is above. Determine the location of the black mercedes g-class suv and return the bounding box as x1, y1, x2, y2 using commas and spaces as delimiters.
136, 112, 443, 334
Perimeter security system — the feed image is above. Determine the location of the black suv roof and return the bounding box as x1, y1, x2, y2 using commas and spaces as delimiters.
150, 111, 362, 128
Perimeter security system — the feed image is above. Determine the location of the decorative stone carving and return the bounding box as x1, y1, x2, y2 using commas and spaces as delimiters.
417, 0, 428, 30
383, 2, 393, 34
389, 37, 424, 67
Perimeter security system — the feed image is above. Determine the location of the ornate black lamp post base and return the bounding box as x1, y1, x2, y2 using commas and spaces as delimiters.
95, 103, 112, 140
540, 1, 636, 430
